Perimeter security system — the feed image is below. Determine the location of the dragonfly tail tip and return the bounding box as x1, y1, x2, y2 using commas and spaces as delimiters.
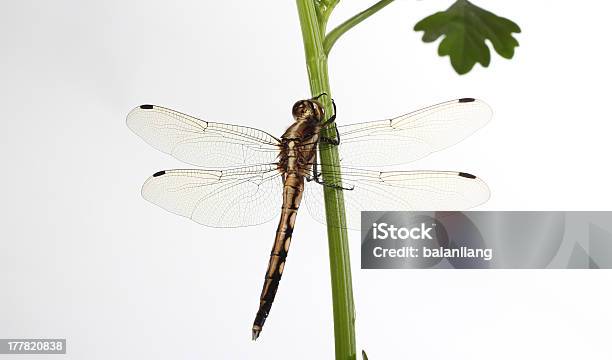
252, 328, 261, 341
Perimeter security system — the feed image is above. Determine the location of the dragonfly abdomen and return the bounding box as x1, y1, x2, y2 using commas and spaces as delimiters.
252, 172, 304, 340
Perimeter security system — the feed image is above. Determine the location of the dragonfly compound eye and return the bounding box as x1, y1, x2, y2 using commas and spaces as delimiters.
292, 100, 325, 121
310, 100, 325, 120
292, 100, 311, 119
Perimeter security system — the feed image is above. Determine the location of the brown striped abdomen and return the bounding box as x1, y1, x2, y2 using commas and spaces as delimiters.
251, 100, 322, 340
252, 173, 304, 340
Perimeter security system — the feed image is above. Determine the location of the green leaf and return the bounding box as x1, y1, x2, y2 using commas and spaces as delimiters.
414, 0, 521, 74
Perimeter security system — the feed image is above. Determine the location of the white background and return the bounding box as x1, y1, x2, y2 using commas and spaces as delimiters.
1, 1, 611, 359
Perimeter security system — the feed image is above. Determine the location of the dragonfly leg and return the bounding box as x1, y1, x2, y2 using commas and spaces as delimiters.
312, 92, 328, 101
321, 100, 340, 145
310, 154, 326, 185
307, 157, 353, 190
314, 176, 354, 191
323, 99, 337, 125
311, 156, 354, 190
320, 125, 340, 146
310, 154, 321, 183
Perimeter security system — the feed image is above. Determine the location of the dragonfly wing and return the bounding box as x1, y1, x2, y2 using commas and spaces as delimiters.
127, 105, 281, 168
303, 165, 490, 230
324, 98, 492, 167
141, 164, 283, 227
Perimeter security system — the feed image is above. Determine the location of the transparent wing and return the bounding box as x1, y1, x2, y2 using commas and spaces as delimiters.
303, 165, 490, 230
141, 164, 283, 228
322, 98, 492, 167
127, 105, 281, 168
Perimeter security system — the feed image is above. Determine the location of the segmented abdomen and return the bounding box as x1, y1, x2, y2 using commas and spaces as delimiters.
252, 172, 304, 340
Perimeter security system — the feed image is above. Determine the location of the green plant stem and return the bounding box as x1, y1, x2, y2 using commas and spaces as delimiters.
324, 0, 395, 55
296, 1, 356, 360
315, 0, 340, 35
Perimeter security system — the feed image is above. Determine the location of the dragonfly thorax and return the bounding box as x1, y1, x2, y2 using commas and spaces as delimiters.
292, 99, 325, 122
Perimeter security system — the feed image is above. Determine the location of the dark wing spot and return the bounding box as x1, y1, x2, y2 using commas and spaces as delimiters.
458, 98, 476, 103
140, 104, 154, 109
458, 172, 477, 179
152, 170, 166, 177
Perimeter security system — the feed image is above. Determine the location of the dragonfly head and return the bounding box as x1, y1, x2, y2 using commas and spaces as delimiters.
292, 99, 325, 122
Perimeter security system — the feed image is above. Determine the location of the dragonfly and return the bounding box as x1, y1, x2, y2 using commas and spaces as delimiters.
126, 96, 492, 340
